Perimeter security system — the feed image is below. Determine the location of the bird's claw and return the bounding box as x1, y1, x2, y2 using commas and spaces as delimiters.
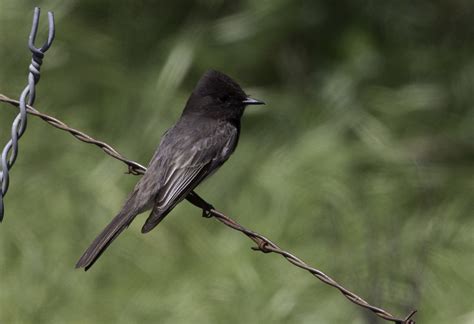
201, 204, 214, 218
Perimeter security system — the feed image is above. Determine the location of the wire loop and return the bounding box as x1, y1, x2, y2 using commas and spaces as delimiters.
0, 7, 55, 221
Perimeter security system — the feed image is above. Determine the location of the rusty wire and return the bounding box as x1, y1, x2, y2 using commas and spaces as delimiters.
0, 93, 417, 323
0, 7, 55, 221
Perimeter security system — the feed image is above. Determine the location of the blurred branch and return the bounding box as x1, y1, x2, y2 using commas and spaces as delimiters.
0, 93, 417, 324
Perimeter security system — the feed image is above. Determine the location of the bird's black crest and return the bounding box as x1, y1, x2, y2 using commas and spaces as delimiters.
194, 70, 247, 100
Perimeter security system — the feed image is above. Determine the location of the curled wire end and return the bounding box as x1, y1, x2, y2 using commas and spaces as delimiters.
28, 7, 55, 55
125, 165, 142, 175
251, 240, 272, 253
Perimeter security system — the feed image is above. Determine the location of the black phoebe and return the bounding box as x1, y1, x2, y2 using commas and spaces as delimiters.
76, 70, 264, 270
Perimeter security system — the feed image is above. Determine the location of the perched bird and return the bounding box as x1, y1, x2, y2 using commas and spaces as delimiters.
76, 70, 264, 270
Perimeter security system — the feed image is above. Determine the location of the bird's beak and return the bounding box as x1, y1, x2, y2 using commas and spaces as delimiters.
242, 97, 265, 105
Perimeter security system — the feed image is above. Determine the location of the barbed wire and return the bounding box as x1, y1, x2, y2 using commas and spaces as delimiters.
0, 7, 55, 221
0, 93, 417, 323
0, 94, 146, 176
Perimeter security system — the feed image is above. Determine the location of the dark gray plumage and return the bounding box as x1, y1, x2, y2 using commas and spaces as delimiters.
76, 70, 264, 270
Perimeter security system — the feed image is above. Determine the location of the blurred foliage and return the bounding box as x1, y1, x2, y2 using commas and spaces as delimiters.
1, 0, 473, 323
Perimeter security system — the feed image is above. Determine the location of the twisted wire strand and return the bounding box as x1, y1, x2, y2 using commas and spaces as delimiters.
0, 93, 416, 323
0, 7, 55, 221
205, 209, 417, 324
0, 95, 146, 175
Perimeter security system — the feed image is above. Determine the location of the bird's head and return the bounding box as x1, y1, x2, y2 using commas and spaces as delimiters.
183, 70, 264, 120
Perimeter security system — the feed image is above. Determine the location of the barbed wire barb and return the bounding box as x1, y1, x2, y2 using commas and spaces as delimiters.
0, 93, 417, 323
0, 7, 55, 221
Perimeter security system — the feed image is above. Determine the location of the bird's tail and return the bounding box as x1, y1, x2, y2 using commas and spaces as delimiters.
76, 202, 138, 271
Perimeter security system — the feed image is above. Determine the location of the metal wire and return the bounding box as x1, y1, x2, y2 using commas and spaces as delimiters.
0, 94, 146, 176
204, 209, 417, 324
0, 93, 417, 323
0, 7, 55, 221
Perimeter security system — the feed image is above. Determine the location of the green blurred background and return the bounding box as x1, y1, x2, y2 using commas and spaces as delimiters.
1, 1, 473, 323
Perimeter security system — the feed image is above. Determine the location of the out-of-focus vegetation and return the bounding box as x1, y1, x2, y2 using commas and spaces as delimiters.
1, 1, 473, 323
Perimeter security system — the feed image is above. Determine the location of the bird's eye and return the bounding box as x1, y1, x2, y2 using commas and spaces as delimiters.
219, 95, 230, 102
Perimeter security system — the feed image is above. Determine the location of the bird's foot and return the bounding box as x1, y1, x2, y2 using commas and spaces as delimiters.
186, 191, 215, 218
202, 203, 214, 218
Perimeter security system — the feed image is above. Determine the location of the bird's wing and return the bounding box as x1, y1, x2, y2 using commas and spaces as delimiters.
141, 123, 238, 232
